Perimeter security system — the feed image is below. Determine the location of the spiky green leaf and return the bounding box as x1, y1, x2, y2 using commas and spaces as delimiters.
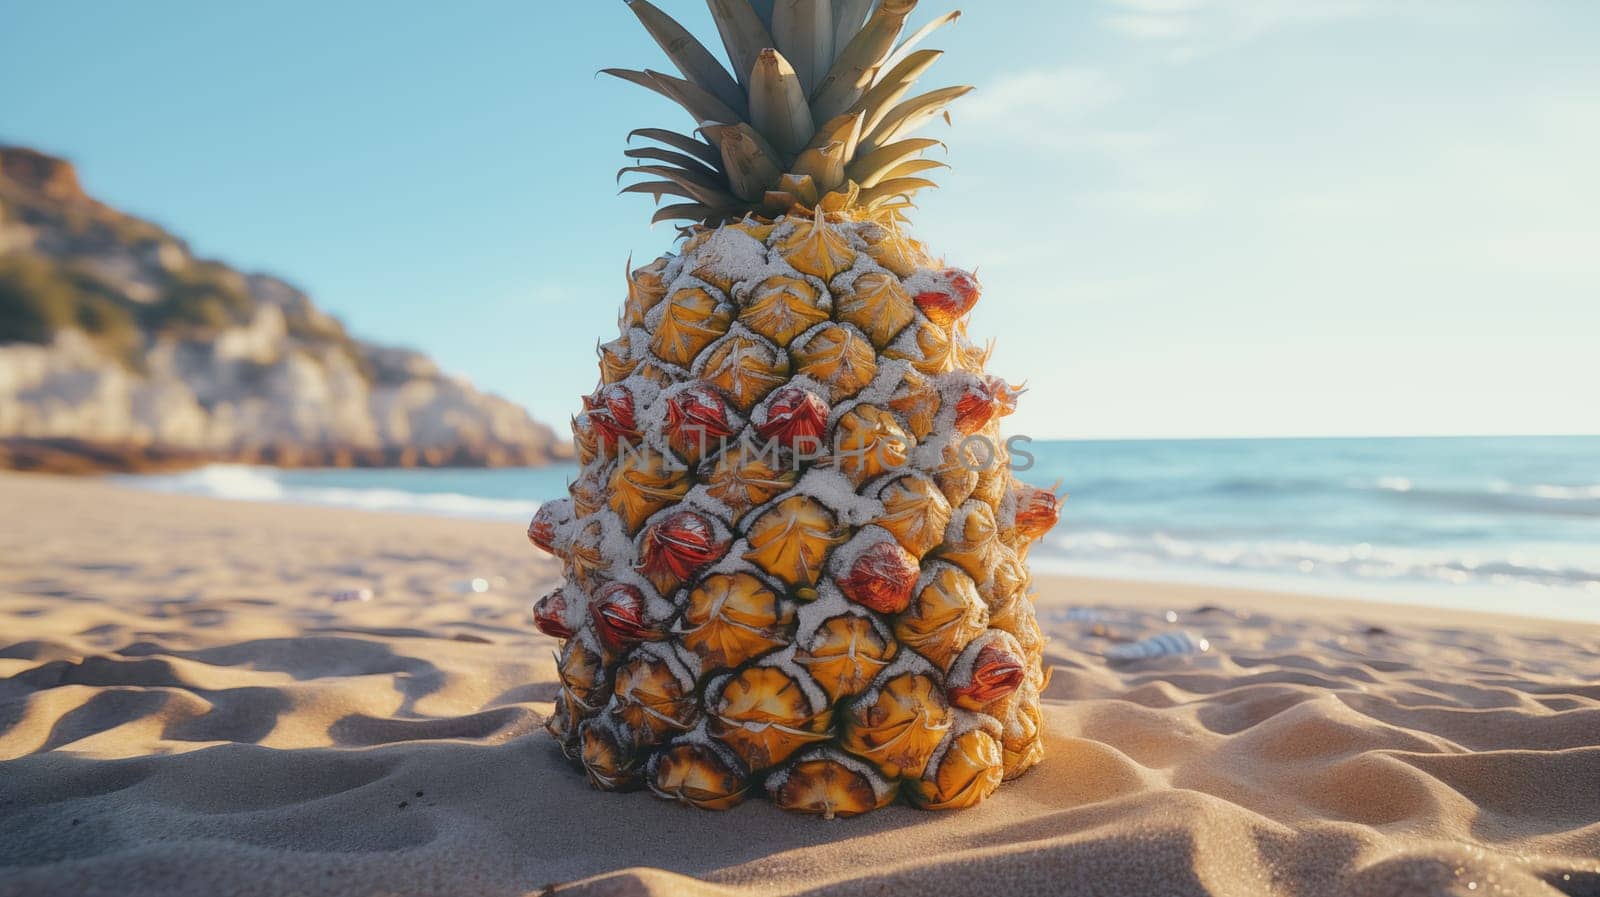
653, 202, 728, 225
860, 157, 946, 188
771, 0, 833, 95
708, 0, 778, 88
860, 84, 971, 154
749, 49, 814, 155
877, 10, 960, 81
628, 128, 723, 167
704, 122, 785, 201
625, 0, 747, 115
858, 175, 939, 206
849, 48, 943, 136
624, 146, 724, 179
830, 0, 875, 62
845, 136, 944, 183
810, 0, 916, 121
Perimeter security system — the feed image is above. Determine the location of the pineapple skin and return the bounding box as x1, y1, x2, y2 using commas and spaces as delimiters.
528, 211, 1059, 816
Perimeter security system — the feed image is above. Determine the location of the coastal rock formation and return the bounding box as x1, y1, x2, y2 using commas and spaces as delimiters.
0, 146, 568, 471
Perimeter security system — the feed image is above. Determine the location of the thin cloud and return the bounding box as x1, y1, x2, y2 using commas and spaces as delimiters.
1100, 0, 1396, 58
962, 66, 1122, 125
1111, 0, 1209, 10
1095, 186, 1213, 215
1105, 13, 1193, 40
958, 66, 1156, 155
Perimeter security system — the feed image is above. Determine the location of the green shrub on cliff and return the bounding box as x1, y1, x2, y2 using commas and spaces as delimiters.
141, 261, 255, 333
0, 255, 77, 343
0, 254, 137, 359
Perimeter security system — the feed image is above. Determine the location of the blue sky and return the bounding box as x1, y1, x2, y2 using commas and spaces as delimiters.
3, 0, 1596, 439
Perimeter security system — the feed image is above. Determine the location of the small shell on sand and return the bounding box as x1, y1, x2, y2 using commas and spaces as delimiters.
1104, 630, 1210, 662
1049, 607, 1109, 623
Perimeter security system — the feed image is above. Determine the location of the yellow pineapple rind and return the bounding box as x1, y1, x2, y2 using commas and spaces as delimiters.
530, 212, 1055, 816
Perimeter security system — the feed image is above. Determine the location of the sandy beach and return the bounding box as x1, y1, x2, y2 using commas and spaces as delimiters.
1, 470, 1596, 897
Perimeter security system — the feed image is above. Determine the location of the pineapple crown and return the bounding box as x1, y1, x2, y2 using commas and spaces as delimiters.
611, 0, 968, 227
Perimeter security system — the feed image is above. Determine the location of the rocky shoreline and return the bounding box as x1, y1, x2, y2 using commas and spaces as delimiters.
1, 146, 569, 472
0, 436, 560, 475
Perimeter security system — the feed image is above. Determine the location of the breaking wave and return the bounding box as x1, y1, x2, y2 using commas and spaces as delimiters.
122, 465, 542, 521
1359, 477, 1600, 518
1034, 530, 1600, 592
1075, 473, 1600, 518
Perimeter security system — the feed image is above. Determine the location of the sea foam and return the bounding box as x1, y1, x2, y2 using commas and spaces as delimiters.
124, 465, 541, 521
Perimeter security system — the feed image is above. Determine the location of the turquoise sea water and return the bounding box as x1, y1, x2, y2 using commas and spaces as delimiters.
120, 436, 1600, 622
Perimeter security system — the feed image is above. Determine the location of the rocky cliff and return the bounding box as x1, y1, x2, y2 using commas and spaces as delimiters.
0, 146, 569, 472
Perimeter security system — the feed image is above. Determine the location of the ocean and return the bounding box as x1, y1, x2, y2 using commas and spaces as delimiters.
119, 436, 1600, 622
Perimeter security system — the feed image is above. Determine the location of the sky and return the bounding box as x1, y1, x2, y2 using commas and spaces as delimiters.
2, 0, 1596, 440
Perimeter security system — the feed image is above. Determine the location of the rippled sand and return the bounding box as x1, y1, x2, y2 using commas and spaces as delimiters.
1, 472, 1596, 897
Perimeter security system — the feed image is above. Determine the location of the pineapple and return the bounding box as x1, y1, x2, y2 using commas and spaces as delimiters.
525, 0, 1063, 817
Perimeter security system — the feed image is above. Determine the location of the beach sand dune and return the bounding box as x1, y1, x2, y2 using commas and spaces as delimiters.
1, 472, 1596, 897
